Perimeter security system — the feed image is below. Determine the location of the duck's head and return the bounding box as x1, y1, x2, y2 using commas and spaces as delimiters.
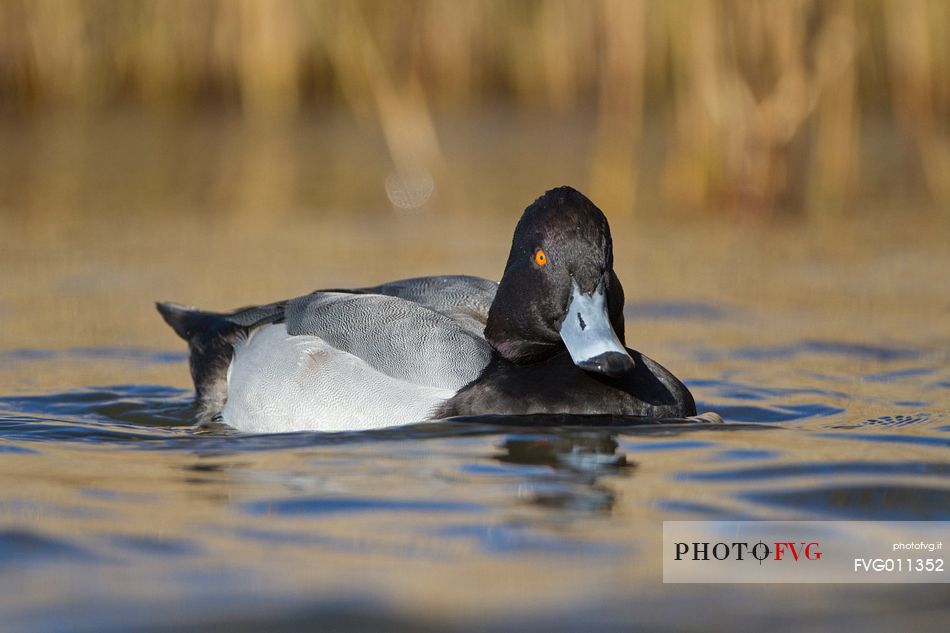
485, 186, 633, 377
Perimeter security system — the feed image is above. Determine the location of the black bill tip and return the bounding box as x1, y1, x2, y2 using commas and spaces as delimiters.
576, 351, 634, 378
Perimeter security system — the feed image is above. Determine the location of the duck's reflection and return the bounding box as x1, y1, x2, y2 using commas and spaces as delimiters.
495, 432, 633, 513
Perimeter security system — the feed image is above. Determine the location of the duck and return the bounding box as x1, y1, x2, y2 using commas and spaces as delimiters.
157, 186, 696, 432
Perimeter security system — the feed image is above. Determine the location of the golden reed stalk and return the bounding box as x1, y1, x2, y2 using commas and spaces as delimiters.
0, 0, 946, 214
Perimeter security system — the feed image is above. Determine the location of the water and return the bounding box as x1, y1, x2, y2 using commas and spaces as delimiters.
1, 112, 949, 631
2, 338, 947, 631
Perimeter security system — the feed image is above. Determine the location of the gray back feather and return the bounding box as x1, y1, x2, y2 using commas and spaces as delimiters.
285, 276, 497, 391
346, 275, 497, 338
224, 301, 286, 327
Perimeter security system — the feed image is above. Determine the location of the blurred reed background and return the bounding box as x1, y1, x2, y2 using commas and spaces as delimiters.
0, 0, 948, 217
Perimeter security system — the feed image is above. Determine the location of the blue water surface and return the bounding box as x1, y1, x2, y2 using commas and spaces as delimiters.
0, 334, 947, 633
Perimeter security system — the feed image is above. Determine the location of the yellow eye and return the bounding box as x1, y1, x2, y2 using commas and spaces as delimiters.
534, 249, 547, 267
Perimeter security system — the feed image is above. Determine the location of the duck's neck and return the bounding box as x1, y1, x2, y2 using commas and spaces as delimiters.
485, 308, 561, 364
487, 334, 560, 364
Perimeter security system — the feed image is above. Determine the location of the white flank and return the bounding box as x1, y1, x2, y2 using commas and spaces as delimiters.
221, 324, 454, 433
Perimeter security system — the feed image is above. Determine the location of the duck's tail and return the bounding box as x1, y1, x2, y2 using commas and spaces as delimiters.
156, 302, 222, 342
156, 301, 285, 421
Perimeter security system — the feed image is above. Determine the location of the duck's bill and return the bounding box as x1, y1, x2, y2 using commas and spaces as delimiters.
559, 279, 634, 377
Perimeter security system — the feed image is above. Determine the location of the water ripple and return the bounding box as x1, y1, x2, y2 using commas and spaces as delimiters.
0, 529, 102, 565
435, 523, 623, 556
697, 340, 921, 362
742, 485, 950, 520
816, 432, 950, 449
0, 386, 194, 427
679, 461, 950, 481
697, 403, 844, 423
242, 496, 485, 517
0, 347, 187, 365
